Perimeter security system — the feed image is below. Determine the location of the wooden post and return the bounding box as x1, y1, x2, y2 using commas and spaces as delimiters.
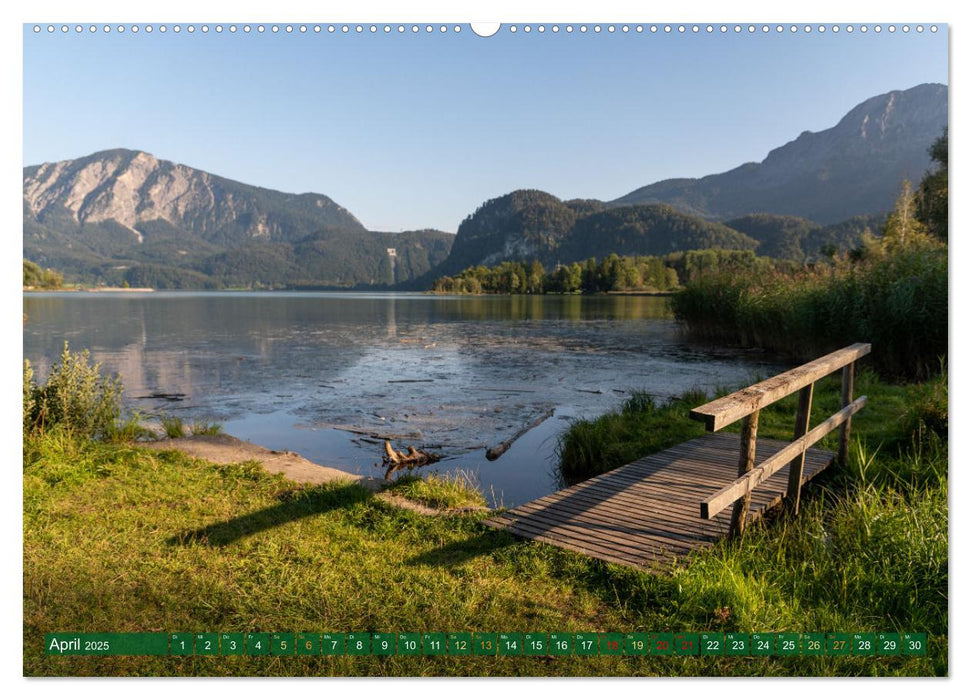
838, 362, 855, 466
785, 383, 814, 514
729, 409, 760, 538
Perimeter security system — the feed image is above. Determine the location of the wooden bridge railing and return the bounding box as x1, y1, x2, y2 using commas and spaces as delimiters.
689, 343, 871, 537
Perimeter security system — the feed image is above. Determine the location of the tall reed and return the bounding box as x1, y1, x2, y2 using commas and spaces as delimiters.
670, 238, 947, 380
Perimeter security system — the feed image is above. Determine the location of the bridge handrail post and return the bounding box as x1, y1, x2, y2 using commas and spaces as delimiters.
838, 361, 856, 467
784, 382, 814, 514
693, 343, 871, 534
729, 409, 760, 538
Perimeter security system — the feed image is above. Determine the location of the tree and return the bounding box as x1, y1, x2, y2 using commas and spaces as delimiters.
916, 128, 948, 241
882, 181, 926, 249
527, 260, 545, 294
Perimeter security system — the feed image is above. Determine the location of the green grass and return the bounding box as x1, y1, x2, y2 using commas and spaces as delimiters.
161, 416, 186, 438
160, 416, 223, 438
23, 369, 946, 676
556, 390, 709, 481
22, 342, 946, 676
382, 472, 487, 510
559, 369, 938, 481
547, 370, 947, 673
190, 420, 223, 437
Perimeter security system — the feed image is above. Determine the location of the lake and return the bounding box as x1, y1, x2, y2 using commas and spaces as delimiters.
22, 292, 783, 506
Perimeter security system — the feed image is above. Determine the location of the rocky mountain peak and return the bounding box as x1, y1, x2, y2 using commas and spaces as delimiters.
23, 148, 366, 244
612, 83, 947, 223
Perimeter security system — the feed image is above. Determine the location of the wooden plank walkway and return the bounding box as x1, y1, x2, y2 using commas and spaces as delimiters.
483, 432, 834, 570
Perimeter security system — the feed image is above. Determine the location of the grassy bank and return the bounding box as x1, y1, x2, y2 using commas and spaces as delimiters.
24, 423, 945, 677
669, 238, 947, 380
552, 368, 947, 673
23, 348, 947, 676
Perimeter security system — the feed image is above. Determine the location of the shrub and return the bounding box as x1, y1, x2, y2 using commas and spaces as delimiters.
24, 343, 122, 439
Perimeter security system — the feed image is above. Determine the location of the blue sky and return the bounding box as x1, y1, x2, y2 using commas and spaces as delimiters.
23, 23, 948, 232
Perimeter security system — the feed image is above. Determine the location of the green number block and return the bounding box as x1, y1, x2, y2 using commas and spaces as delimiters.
802, 633, 825, 656
372, 633, 395, 656
498, 633, 523, 656
700, 632, 723, 656
726, 633, 750, 656
423, 633, 447, 656
473, 632, 497, 656
448, 633, 471, 656
246, 633, 270, 656
170, 633, 194, 656
346, 633, 371, 656
650, 632, 674, 656
296, 633, 320, 656
674, 632, 699, 656
624, 633, 650, 656
826, 633, 852, 656
524, 633, 548, 656
751, 634, 773, 656
776, 633, 799, 656
271, 633, 295, 656
322, 633, 346, 655
195, 633, 219, 656
599, 633, 623, 656
549, 633, 572, 656
903, 633, 927, 656
398, 633, 421, 656
574, 633, 598, 656
219, 633, 244, 656
877, 632, 901, 656
852, 633, 876, 656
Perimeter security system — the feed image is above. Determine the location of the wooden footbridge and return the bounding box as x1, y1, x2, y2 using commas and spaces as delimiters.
484, 344, 870, 570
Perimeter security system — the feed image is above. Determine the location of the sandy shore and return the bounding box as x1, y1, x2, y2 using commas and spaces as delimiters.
147, 433, 386, 491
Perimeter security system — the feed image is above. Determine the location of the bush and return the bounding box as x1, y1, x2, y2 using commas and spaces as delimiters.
24, 343, 123, 439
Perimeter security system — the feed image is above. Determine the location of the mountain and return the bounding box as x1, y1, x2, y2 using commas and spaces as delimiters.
723, 213, 888, 262
723, 214, 818, 261
23, 148, 453, 288
438, 189, 758, 274
612, 83, 948, 224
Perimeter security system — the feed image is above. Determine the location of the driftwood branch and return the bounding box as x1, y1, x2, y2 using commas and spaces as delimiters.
485, 407, 555, 461
382, 440, 440, 480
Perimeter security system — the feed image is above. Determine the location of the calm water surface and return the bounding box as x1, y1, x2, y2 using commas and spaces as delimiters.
23, 292, 783, 506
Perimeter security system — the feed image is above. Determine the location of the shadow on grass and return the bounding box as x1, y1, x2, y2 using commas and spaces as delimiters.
166, 483, 372, 547
404, 528, 516, 567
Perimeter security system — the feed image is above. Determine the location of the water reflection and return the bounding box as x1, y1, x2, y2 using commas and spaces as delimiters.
23, 292, 780, 506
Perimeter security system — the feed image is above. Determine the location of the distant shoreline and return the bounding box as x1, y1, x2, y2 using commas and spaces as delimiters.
23, 286, 155, 293
23, 287, 675, 296
427, 289, 677, 297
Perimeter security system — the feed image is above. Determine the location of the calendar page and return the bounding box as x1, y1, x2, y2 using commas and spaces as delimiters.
21, 7, 949, 682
